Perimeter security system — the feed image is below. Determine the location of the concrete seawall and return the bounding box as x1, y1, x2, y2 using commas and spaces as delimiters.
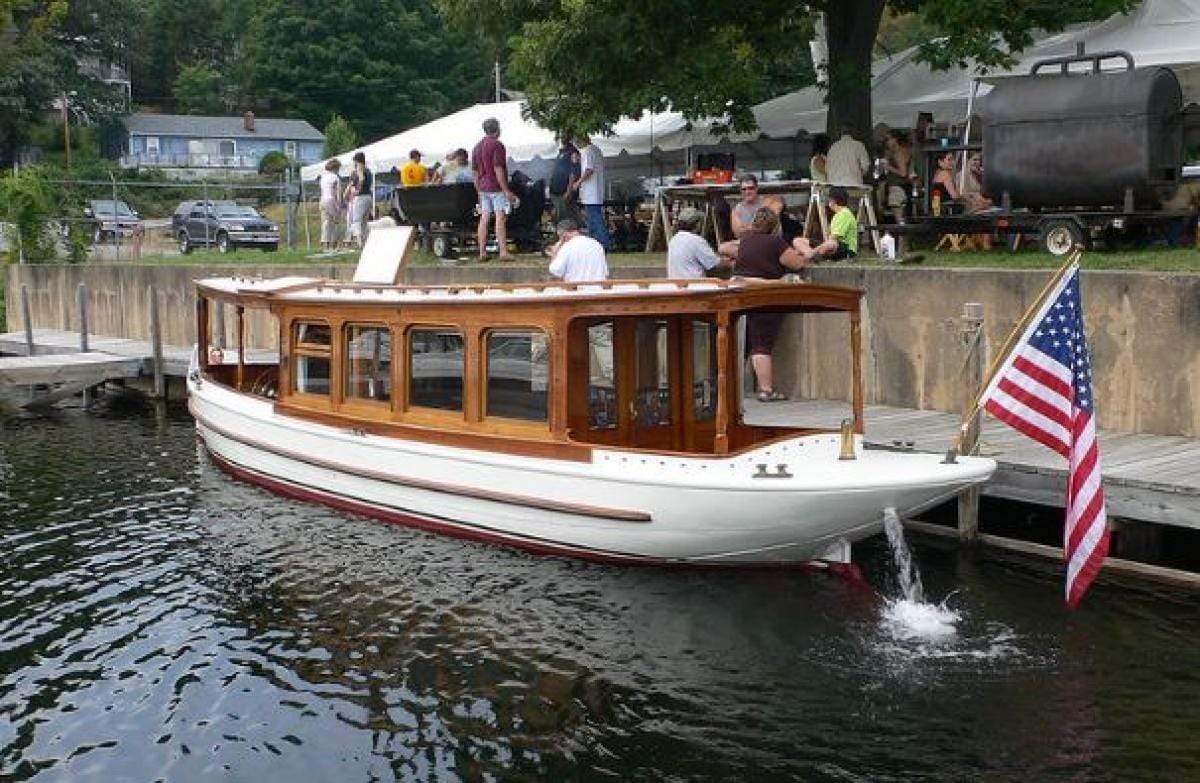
7, 262, 1199, 437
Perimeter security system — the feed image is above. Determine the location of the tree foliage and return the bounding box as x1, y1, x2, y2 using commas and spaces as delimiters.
174, 64, 224, 115
244, 0, 489, 142
322, 115, 360, 158
0, 166, 56, 262
439, 0, 1137, 139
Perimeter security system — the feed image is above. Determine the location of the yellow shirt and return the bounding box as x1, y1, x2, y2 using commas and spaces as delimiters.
400, 161, 428, 187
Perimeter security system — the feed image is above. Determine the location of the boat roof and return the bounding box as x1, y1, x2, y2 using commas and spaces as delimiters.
195, 275, 863, 311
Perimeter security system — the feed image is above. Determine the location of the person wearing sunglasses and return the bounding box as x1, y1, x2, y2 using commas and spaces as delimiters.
730, 175, 764, 238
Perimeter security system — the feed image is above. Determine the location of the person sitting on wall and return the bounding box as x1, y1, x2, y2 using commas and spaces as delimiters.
728, 207, 809, 402
548, 219, 609, 282
730, 174, 765, 237
667, 207, 730, 278
792, 187, 858, 262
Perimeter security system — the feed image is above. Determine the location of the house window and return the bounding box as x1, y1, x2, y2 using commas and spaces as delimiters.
344, 324, 391, 403
218, 139, 236, 158
486, 330, 549, 422
145, 136, 160, 156
293, 321, 331, 395
409, 329, 463, 411
284, 140, 298, 159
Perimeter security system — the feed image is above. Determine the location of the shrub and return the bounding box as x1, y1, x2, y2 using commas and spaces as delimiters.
323, 115, 359, 159
259, 150, 290, 175
0, 167, 56, 262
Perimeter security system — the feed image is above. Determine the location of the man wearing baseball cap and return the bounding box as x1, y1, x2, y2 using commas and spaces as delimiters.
667, 207, 730, 278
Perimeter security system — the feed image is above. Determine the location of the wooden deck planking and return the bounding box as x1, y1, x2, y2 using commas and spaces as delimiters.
0, 329, 278, 377
0, 352, 143, 386
746, 398, 1200, 529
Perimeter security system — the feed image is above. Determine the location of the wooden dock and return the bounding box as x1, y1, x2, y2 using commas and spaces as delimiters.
0, 328, 193, 376
745, 399, 1200, 531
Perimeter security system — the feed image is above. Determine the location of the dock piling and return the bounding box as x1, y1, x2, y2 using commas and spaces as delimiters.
149, 285, 165, 399
20, 285, 34, 357
76, 283, 89, 353
958, 302, 985, 542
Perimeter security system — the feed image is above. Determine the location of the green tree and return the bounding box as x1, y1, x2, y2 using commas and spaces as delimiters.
245, 0, 488, 142
322, 114, 359, 158
438, 0, 1136, 140
0, 1, 68, 161
174, 63, 224, 114
130, 0, 234, 107
0, 166, 56, 262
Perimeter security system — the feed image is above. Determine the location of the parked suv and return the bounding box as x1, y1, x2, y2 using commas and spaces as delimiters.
85, 199, 142, 244
172, 200, 279, 254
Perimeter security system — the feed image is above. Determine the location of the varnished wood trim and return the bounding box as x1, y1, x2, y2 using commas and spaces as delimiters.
194, 408, 646, 522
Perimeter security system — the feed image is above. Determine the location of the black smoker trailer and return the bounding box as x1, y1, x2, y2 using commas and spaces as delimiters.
899, 50, 1200, 255
390, 174, 548, 259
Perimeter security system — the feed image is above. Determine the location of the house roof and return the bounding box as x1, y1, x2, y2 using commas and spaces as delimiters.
123, 113, 324, 141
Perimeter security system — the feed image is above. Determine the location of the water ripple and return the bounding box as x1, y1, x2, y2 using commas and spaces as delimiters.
2, 409, 1199, 781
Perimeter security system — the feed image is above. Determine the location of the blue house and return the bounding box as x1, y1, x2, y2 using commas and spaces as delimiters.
121, 112, 325, 175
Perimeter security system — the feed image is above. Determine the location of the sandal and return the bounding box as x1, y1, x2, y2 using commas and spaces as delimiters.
757, 390, 788, 403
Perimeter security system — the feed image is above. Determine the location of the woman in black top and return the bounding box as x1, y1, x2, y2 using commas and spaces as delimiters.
346, 151, 374, 247
731, 208, 806, 402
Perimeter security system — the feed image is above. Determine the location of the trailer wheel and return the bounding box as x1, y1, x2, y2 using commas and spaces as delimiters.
431, 234, 454, 259
1040, 219, 1084, 256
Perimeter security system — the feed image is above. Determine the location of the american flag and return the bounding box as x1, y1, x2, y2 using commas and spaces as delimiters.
979, 263, 1109, 607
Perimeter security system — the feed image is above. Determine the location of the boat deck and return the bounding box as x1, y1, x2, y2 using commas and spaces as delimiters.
745, 398, 1200, 530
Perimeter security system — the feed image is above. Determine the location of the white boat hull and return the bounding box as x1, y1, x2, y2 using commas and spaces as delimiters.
189, 379, 997, 566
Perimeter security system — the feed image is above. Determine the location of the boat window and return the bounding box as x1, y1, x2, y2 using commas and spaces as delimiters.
633, 320, 671, 427
692, 321, 717, 422
293, 320, 331, 396
485, 330, 549, 421
587, 322, 616, 429
409, 329, 464, 411
295, 322, 331, 349
344, 325, 392, 403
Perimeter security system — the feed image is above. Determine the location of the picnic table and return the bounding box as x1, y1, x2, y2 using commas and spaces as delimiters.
643, 180, 880, 254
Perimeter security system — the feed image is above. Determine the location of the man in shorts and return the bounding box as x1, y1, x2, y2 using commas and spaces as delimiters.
792, 186, 858, 262
472, 117, 518, 261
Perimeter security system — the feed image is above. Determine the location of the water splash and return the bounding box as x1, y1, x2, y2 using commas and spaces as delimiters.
882, 507, 925, 604
879, 508, 959, 641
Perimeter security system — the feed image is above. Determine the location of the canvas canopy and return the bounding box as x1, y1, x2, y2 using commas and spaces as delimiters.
301, 100, 751, 180
751, 0, 1200, 138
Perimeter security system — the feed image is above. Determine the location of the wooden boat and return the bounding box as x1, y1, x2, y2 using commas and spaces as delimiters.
187, 271, 996, 566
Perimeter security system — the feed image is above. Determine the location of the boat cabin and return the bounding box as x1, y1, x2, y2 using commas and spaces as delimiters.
193, 277, 865, 458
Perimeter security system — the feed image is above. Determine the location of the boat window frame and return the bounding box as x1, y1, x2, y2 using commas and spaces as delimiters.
481, 326, 552, 429
340, 321, 395, 412
404, 323, 468, 421
290, 318, 334, 400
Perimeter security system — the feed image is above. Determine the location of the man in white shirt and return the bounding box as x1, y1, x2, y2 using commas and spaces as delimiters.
570, 134, 610, 249
548, 219, 608, 282
667, 207, 728, 278
825, 125, 871, 185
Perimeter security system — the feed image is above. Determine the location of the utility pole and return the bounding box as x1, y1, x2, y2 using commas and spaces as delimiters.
62, 93, 71, 168
495, 61, 501, 103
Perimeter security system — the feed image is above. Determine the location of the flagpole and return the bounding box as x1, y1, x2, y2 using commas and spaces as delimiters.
942, 248, 1082, 463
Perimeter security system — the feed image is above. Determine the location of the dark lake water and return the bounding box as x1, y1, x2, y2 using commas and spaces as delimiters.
2, 409, 1198, 782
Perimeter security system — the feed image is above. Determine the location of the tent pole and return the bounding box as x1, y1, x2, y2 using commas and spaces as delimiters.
959, 78, 980, 193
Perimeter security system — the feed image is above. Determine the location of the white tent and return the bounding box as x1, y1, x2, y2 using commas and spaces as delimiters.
751, 0, 1200, 138
301, 100, 750, 180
